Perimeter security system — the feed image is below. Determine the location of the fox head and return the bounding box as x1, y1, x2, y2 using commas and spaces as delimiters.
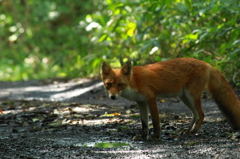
101, 61, 132, 100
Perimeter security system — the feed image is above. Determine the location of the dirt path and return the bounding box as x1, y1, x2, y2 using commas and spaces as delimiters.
0, 79, 239, 158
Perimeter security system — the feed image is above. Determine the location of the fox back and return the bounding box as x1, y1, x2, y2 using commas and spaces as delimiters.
101, 58, 240, 141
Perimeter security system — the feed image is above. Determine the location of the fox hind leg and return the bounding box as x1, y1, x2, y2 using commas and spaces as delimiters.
179, 89, 204, 135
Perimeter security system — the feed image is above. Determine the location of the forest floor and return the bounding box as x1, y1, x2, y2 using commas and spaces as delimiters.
0, 78, 240, 159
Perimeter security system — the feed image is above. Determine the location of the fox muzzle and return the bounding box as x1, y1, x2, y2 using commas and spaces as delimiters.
110, 95, 116, 100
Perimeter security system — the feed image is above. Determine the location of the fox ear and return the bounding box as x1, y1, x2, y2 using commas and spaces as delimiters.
101, 61, 112, 75
121, 61, 132, 76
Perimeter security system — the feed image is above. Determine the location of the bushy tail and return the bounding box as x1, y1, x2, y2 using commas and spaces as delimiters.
207, 67, 240, 130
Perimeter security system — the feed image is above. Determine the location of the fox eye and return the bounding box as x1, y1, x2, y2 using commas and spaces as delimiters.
106, 83, 112, 87
118, 83, 124, 87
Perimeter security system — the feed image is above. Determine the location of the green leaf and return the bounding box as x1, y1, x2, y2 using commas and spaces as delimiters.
94, 142, 130, 148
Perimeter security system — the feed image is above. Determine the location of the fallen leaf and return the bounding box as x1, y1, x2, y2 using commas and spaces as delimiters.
160, 99, 165, 103
48, 120, 62, 127
113, 112, 120, 116
69, 103, 78, 106
103, 112, 120, 117
22, 121, 29, 127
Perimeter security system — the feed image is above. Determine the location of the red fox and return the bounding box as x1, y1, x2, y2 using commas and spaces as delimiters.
100, 58, 240, 141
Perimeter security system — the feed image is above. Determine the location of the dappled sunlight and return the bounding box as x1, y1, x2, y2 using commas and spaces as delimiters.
0, 98, 130, 135
50, 82, 103, 101
1, 95, 239, 158
0, 79, 103, 102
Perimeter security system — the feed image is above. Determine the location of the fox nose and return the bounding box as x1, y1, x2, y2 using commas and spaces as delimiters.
110, 95, 116, 100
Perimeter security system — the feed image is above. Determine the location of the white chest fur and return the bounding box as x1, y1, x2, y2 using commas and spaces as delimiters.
120, 86, 146, 102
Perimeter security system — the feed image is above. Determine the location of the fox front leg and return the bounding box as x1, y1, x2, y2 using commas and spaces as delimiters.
132, 102, 149, 141
133, 101, 160, 141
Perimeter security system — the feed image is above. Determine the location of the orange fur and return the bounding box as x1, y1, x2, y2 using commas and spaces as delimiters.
101, 58, 240, 141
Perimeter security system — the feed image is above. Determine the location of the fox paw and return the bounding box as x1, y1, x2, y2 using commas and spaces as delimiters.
133, 134, 160, 141
147, 134, 160, 141
179, 128, 197, 136
179, 128, 190, 136
133, 134, 146, 141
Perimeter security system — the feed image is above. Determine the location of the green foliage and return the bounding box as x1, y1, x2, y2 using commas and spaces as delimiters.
0, 0, 239, 85
84, 0, 240, 84
0, 0, 97, 81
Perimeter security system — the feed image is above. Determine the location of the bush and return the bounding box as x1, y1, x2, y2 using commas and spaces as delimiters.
0, 0, 239, 86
